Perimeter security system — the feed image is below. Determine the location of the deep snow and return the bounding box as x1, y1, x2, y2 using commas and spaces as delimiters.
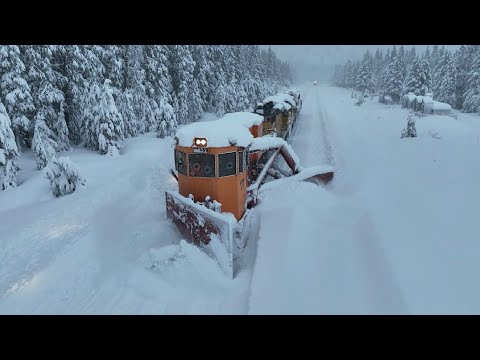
2, 84, 480, 314
0, 134, 251, 314
249, 85, 480, 314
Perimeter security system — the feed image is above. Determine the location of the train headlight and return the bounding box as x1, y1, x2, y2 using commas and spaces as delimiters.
194, 137, 207, 147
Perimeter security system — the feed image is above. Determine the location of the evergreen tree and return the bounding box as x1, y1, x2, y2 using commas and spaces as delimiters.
36, 82, 69, 152
424, 46, 431, 61
44, 156, 86, 197
381, 57, 404, 103
103, 45, 125, 91
0, 102, 19, 190
167, 46, 195, 124
52, 45, 89, 145
344, 60, 355, 88
97, 79, 124, 155
463, 49, 480, 113
403, 58, 431, 96
356, 52, 374, 95
456, 45, 478, 110
401, 111, 417, 138
54, 102, 70, 152
116, 90, 137, 138
432, 51, 457, 106
0, 45, 35, 150
156, 98, 177, 138
406, 46, 417, 70
32, 111, 57, 170
398, 45, 407, 80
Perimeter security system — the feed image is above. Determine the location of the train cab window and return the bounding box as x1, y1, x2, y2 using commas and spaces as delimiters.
218, 152, 237, 177
188, 153, 216, 177
175, 150, 187, 175
238, 150, 246, 173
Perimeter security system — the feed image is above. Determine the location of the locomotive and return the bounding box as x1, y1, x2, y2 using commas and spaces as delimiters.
165, 89, 333, 277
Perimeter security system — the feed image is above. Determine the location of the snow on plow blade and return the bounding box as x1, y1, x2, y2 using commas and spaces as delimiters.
165, 190, 235, 278
301, 166, 334, 185
256, 165, 335, 193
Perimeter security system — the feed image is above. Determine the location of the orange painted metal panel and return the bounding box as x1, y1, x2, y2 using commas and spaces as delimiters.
175, 145, 247, 220
250, 123, 263, 138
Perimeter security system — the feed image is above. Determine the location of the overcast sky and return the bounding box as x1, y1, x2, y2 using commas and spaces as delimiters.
263, 45, 461, 82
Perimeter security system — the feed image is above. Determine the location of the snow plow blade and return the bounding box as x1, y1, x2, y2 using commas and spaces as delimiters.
253, 165, 335, 194
165, 190, 235, 278
301, 167, 334, 185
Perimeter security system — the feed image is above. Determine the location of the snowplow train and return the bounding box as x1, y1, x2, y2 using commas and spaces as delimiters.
166, 89, 334, 278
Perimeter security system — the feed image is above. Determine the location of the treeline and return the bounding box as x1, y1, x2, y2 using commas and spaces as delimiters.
0, 45, 291, 190
332, 45, 480, 112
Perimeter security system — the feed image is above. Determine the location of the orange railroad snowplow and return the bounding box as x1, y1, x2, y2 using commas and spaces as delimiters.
166, 108, 333, 278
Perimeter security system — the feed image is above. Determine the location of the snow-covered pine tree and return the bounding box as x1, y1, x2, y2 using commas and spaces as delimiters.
402, 58, 431, 96
21, 46, 69, 152
32, 110, 57, 170
406, 46, 417, 71
430, 45, 440, 79
214, 82, 227, 116
424, 46, 431, 62
167, 45, 195, 124
81, 79, 124, 155
455, 45, 470, 110
236, 82, 250, 111
123, 45, 149, 135
36, 82, 70, 152
81, 46, 106, 90
156, 98, 178, 138
52, 45, 88, 145
354, 94, 365, 106
44, 156, 86, 197
225, 79, 240, 113
143, 45, 173, 103
97, 79, 125, 156
398, 45, 407, 80
142, 96, 158, 132
81, 80, 100, 150
351, 61, 361, 90
54, 102, 70, 152
248, 45, 266, 105
200, 45, 219, 111
21, 46, 64, 110
344, 60, 355, 88
189, 45, 209, 111
381, 57, 404, 103
116, 89, 137, 138
463, 48, 480, 113
391, 46, 397, 62
103, 45, 125, 92
432, 51, 457, 107
372, 49, 384, 92
332, 64, 343, 86
456, 45, 480, 112
401, 111, 417, 138
356, 52, 374, 95
188, 78, 204, 121
0, 102, 20, 190
0, 45, 36, 151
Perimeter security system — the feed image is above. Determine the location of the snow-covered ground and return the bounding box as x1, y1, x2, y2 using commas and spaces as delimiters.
2, 84, 480, 314
249, 85, 480, 314
0, 134, 251, 314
